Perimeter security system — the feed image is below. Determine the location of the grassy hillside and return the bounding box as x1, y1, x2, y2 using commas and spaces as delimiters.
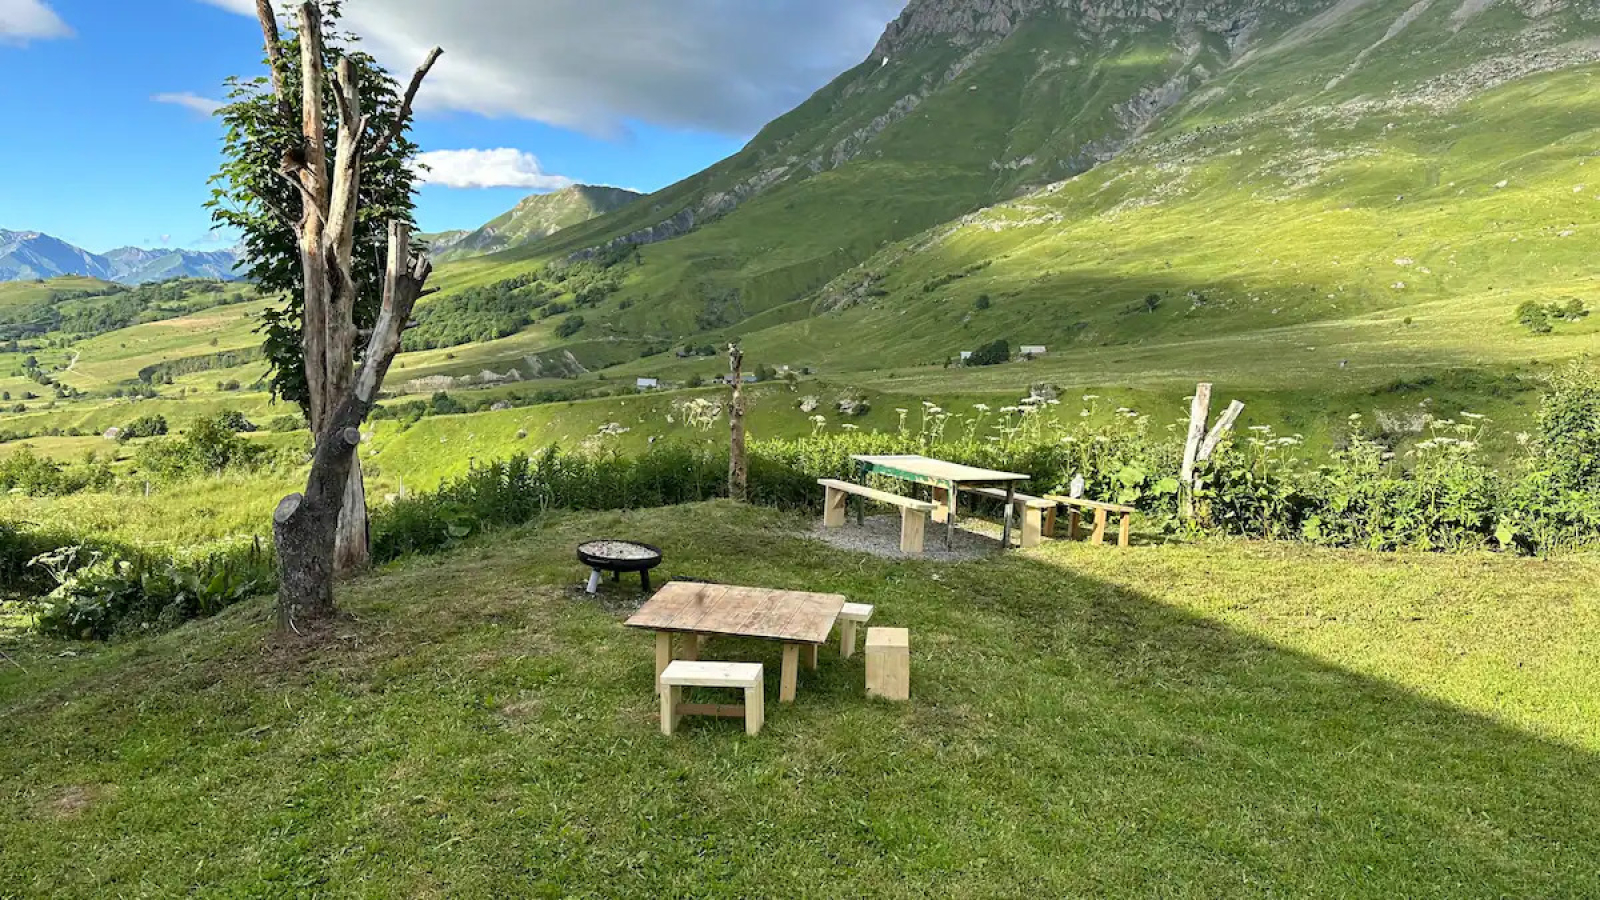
339, 0, 1598, 432
3, 502, 1597, 895
426, 185, 644, 263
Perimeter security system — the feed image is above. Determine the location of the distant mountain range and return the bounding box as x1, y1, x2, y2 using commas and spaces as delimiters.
421, 185, 642, 263
0, 229, 243, 285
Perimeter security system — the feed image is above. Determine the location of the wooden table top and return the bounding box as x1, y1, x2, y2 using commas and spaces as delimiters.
625, 582, 847, 645
853, 454, 1030, 484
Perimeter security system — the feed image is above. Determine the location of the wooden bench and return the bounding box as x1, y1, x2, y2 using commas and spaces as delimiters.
818, 479, 937, 554
1046, 495, 1137, 548
963, 486, 1057, 549
837, 602, 874, 659
659, 660, 765, 736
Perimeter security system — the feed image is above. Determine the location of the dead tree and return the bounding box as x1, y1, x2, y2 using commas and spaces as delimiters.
1179, 383, 1244, 519
728, 344, 748, 502
251, 1, 441, 627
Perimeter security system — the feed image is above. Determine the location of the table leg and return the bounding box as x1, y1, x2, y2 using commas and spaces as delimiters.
803, 643, 819, 670
654, 632, 674, 694
1000, 483, 1016, 549
680, 633, 701, 661
945, 480, 958, 549
780, 644, 800, 702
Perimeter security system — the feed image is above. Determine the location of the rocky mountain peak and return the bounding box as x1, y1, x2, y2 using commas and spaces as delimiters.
868, 0, 1336, 59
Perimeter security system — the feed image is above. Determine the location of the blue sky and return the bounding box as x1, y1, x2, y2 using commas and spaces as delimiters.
0, 0, 904, 253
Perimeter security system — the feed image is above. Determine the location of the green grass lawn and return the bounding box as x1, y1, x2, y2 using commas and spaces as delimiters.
3, 502, 1596, 896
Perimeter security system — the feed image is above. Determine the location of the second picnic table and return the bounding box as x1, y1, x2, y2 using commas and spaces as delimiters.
852, 454, 1031, 549
625, 582, 847, 703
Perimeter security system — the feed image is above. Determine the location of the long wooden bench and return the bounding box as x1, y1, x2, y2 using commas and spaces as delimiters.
1046, 495, 1137, 548
819, 479, 936, 554
961, 486, 1056, 549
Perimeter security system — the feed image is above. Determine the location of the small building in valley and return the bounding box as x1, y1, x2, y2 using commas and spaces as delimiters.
636, 377, 661, 391
1020, 345, 1047, 359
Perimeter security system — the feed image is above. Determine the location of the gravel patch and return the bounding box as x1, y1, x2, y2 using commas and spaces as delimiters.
809, 514, 1002, 562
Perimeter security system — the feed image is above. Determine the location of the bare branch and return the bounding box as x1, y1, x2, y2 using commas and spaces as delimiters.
353, 221, 432, 405
382, 47, 443, 152
253, 0, 293, 123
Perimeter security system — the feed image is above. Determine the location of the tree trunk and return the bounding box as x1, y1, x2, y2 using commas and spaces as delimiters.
333, 455, 370, 573
274, 222, 431, 628
1179, 383, 1212, 520
728, 345, 747, 502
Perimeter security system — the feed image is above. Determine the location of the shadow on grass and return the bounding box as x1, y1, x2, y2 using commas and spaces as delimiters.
1, 503, 1595, 896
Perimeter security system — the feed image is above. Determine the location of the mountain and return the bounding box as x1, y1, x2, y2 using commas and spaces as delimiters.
0, 229, 243, 285
0, 230, 115, 282
102, 246, 244, 284
423, 185, 643, 263
435, 0, 1599, 383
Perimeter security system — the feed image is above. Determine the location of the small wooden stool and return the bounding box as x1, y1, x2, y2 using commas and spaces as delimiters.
865, 627, 910, 701
838, 603, 874, 659
660, 661, 765, 736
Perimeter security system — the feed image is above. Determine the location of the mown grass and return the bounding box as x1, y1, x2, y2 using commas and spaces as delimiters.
2, 502, 1596, 896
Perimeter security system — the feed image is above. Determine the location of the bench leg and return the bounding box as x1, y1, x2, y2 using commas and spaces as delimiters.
1045, 507, 1058, 539
1119, 513, 1132, 548
1069, 509, 1081, 541
945, 480, 958, 549
1000, 484, 1015, 549
823, 486, 847, 528
660, 684, 680, 736
900, 508, 926, 554
780, 644, 800, 703
840, 620, 857, 659
1091, 508, 1108, 546
745, 684, 764, 736
1021, 507, 1043, 549
654, 632, 673, 694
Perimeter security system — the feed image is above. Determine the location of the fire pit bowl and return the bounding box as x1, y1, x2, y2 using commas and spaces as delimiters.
577, 540, 663, 594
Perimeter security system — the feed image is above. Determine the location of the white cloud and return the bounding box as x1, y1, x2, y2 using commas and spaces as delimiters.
152, 92, 224, 116
200, 0, 905, 136
415, 148, 574, 190
0, 0, 72, 43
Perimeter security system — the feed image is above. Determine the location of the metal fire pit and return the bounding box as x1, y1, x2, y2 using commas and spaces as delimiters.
577, 540, 663, 594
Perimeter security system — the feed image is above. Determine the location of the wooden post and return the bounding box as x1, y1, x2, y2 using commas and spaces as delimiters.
728, 344, 747, 502
1180, 383, 1212, 519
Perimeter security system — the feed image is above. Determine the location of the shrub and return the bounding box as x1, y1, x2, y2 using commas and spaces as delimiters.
267, 414, 306, 433
966, 339, 1010, 367
118, 414, 169, 441
28, 541, 272, 641
135, 415, 270, 480
556, 315, 586, 339
217, 409, 258, 433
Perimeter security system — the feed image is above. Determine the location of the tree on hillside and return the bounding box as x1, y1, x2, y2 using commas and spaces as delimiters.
966, 339, 1010, 367
210, 1, 434, 577
217, 0, 441, 628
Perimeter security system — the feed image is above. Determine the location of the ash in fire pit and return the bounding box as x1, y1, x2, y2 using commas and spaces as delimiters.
577, 540, 663, 594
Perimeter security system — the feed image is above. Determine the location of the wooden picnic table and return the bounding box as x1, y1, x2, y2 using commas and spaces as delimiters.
852, 454, 1031, 550
625, 582, 847, 703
